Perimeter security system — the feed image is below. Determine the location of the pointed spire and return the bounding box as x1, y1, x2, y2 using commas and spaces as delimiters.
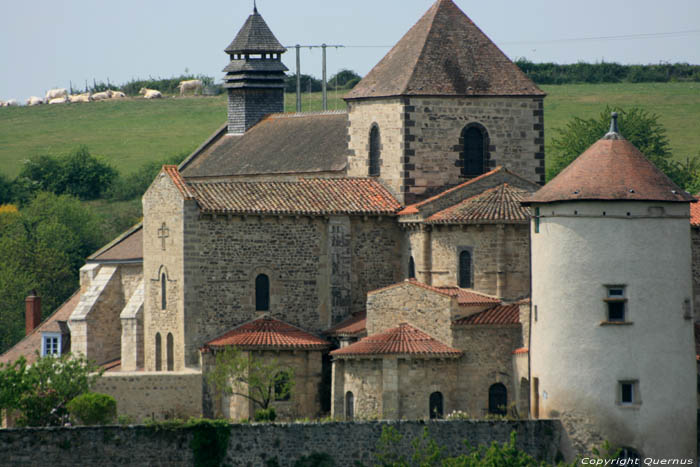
604, 111, 621, 140
253, 0, 257, 14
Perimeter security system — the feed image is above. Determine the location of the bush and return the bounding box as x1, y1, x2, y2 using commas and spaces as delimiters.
67, 392, 117, 425
254, 407, 276, 422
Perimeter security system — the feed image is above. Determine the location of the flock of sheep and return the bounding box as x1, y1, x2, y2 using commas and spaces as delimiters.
0, 79, 203, 107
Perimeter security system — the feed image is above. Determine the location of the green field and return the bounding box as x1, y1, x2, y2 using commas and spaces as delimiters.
0, 82, 698, 178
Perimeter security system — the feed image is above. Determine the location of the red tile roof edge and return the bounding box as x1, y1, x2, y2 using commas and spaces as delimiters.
323, 312, 367, 337
424, 183, 532, 224
163, 165, 195, 199
202, 316, 331, 351
691, 195, 700, 226
452, 303, 521, 326
367, 279, 499, 305
512, 347, 529, 355
330, 322, 462, 358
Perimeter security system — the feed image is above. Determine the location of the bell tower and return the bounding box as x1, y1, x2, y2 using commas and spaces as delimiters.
223, 5, 288, 134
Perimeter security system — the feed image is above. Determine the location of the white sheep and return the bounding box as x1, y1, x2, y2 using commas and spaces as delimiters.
26, 96, 44, 106
91, 90, 113, 101
48, 96, 68, 104
139, 88, 162, 99
69, 94, 92, 103
177, 79, 203, 96
109, 90, 126, 99
45, 88, 67, 101
5, 99, 19, 106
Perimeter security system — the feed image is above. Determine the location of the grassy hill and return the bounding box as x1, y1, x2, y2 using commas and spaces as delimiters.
0, 82, 698, 178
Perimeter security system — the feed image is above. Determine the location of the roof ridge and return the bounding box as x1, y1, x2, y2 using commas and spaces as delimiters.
402, 1, 443, 95
268, 110, 348, 119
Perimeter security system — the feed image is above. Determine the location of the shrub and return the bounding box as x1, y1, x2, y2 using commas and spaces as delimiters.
67, 392, 117, 425
254, 407, 276, 422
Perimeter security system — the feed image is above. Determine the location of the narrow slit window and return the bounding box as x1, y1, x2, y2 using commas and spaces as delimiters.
369, 125, 381, 177
161, 273, 167, 310
459, 250, 472, 288
256, 274, 270, 311
408, 256, 416, 279
461, 126, 486, 177
534, 207, 540, 233
166, 333, 174, 371
155, 333, 162, 371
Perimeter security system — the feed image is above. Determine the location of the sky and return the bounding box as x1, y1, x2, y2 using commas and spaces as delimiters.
1, 0, 699, 102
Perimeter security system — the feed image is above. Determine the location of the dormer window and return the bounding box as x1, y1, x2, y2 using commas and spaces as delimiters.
41, 332, 61, 357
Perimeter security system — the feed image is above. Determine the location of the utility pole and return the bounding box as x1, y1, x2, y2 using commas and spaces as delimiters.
288, 44, 344, 113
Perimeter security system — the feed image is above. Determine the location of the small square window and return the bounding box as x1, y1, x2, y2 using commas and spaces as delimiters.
619, 380, 639, 405
605, 286, 627, 322
42, 334, 61, 357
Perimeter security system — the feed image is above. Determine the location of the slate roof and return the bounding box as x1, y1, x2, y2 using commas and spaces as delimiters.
330, 323, 462, 358
525, 133, 694, 205
179, 112, 349, 178
87, 224, 143, 263
346, 0, 543, 99
426, 183, 531, 224
187, 178, 402, 215
452, 303, 520, 326
225, 10, 286, 54
203, 316, 330, 351
324, 312, 367, 337
0, 290, 81, 366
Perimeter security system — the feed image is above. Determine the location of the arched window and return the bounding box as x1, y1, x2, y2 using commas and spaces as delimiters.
369, 125, 381, 177
488, 383, 508, 415
274, 371, 291, 401
408, 256, 416, 279
161, 273, 167, 310
429, 392, 443, 419
345, 391, 354, 420
166, 333, 174, 371
155, 333, 162, 371
459, 250, 472, 288
460, 126, 486, 177
255, 274, 270, 311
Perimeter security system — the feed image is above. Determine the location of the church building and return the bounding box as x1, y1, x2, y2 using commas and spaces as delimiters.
2, 0, 696, 460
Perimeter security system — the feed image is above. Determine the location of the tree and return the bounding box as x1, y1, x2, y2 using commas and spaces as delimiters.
18, 146, 117, 200
206, 347, 295, 416
0, 353, 102, 427
547, 106, 700, 192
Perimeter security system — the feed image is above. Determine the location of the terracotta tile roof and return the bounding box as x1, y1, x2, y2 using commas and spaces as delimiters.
691, 195, 700, 226
453, 303, 520, 326
0, 290, 81, 366
180, 112, 348, 178
525, 135, 694, 205
203, 316, 330, 351
163, 165, 195, 199
330, 323, 462, 358
187, 178, 402, 215
323, 312, 367, 337
512, 347, 529, 355
87, 223, 143, 263
426, 183, 531, 224
346, 0, 543, 99
224, 10, 286, 54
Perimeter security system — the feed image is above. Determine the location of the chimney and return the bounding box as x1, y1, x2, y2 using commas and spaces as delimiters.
25, 290, 41, 335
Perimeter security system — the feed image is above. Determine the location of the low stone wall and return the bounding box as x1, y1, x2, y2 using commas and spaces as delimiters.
94, 370, 202, 421
0, 419, 562, 466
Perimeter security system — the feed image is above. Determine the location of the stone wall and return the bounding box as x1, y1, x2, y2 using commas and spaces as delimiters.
202, 349, 325, 421
452, 324, 523, 417
405, 96, 544, 202
94, 371, 202, 421
0, 420, 563, 466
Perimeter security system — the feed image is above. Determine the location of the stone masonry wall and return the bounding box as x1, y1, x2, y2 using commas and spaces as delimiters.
0, 420, 563, 466
452, 325, 523, 417
405, 96, 544, 203
366, 282, 456, 345
430, 224, 530, 300
347, 98, 406, 201
93, 371, 202, 421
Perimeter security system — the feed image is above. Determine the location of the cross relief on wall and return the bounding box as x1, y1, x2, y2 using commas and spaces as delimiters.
157, 222, 170, 251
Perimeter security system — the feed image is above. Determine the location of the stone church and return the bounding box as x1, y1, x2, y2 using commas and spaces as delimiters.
2, 0, 697, 460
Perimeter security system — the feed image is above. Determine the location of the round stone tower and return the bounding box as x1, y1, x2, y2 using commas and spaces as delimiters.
526, 114, 697, 459
223, 5, 288, 134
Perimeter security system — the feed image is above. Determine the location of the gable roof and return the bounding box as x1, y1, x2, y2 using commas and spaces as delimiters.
324, 312, 367, 337
203, 316, 330, 351
345, 0, 543, 100
330, 323, 462, 358
526, 134, 694, 205
224, 10, 286, 54
368, 279, 500, 306
179, 112, 349, 178
0, 290, 81, 366
187, 177, 402, 215
426, 183, 531, 224
398, 166, 539, 220
87, 223, 143, 263
453, 303, 520, 326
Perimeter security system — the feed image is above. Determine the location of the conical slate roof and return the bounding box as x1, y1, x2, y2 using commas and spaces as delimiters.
526, 130, 694, 204
225, 10, 286, 54
345, 0, 543, 99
